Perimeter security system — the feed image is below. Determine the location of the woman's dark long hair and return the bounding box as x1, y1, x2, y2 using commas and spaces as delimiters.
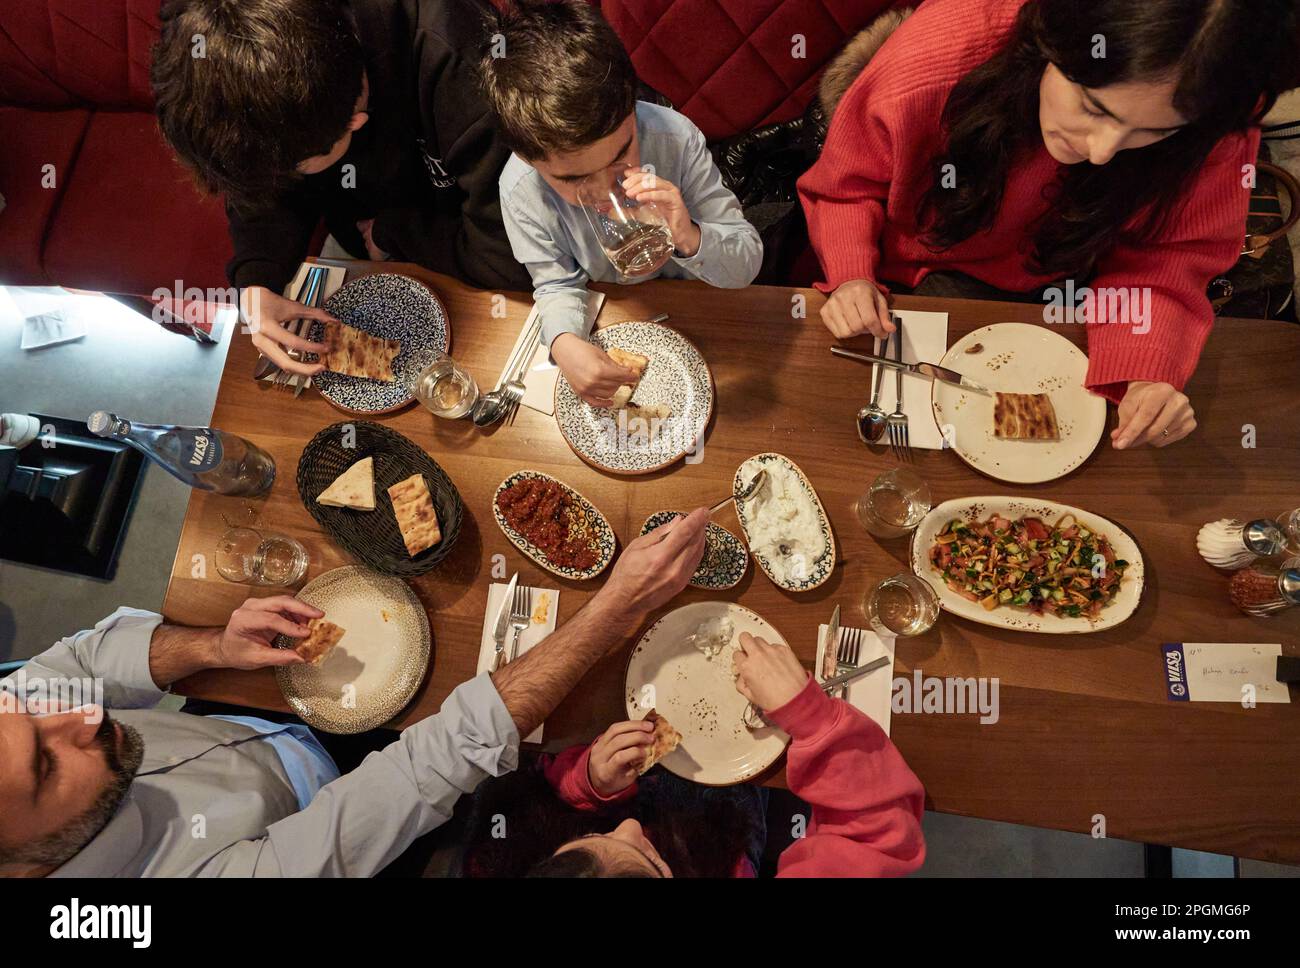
916, 0, 1299, 278
460, 754, 763, 878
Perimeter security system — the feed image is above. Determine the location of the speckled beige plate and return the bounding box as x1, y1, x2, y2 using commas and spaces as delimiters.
910, 496, 1144, 634
931, 323, 1106, 484
624, 601, 790, 786
274, 565, 431, 733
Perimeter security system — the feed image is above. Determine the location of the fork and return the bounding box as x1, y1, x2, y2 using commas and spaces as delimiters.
886, 314, 910, 460
504, 583, 532, 663
273, 315, 306, 391
833, 627, 863, 699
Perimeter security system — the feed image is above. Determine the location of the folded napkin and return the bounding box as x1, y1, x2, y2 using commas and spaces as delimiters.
476, 582, 561, 742
257, 263, 349, 386
870, 308, 949, 450
814, 624, 896, 735
505, 291, 605, 415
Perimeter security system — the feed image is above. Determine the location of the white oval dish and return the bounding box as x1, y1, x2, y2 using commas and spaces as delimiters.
732, 453, 835, 592
910, 496, 1145, 634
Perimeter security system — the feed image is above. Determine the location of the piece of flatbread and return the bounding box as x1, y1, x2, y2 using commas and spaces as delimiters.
387, 473, 441, 556
607, 347, 649, 409
322, 320, 401, 382
638, 708, 683, 775
294, 618, 345, 666
993, 392, 1060, 440
317, 456, 375, 510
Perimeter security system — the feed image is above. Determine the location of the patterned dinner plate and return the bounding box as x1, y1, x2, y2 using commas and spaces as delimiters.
639, 511, 748, 590
493, 470, 616, 580
930, 323, 1106, 484
733, 453, 836, 593
308, 273, 451, 416
274, 565, 432, 734
624, 601, 791, 786
554, 321, 714, 475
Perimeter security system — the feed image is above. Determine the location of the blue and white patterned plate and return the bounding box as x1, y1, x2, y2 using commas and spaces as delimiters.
555, 321, 714, 475
639, 511, 748, 590
493, 470, 616, 581
733, 453, 836, 593
309, 273, 450, 415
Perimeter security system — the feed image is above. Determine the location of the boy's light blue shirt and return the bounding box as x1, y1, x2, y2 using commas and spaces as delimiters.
499, 101, 763, 349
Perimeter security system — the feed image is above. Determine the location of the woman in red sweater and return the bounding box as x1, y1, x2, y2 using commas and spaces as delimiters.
459, 633, 926, 878
798, 0, 1297, 449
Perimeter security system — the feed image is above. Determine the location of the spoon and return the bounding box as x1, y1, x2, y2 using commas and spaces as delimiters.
708, 467, 767, 514
856, 335, 890, 444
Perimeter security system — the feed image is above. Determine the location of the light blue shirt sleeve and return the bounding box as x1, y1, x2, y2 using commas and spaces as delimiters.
207, 715, 341, 810
501, 189, 594, 350
196, 673, 520, 877
1, 607, 166, 710
669, 123, 763, 288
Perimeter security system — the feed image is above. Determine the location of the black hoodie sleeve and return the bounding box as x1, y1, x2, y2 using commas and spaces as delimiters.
370, 23, 530, 293
224, 189, 319, 294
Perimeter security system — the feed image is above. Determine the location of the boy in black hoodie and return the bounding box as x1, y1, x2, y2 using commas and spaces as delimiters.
153, 0, 528, 374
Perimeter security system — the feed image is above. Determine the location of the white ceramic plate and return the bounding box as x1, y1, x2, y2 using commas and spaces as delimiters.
733, 453, 836, 592
910, 496, 1145, 634
624, 601, 790, 786
930, 323, 1106, 484
492, 470, 616, 580
275, 565, 431, 732
554, 321, 714, 474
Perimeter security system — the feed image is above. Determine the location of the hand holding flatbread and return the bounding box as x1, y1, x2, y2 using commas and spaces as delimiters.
322, 320, 401, 382
637, 708, 683, 774
293, 617, 346, 666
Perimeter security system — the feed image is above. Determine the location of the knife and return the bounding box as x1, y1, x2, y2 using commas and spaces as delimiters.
819, 654, 892, 693
820, 604, 842, 682
490, 573, 518, 672
830, 346, 991, 395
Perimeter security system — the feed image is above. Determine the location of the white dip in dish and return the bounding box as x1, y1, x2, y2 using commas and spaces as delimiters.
740, 461, 827, 584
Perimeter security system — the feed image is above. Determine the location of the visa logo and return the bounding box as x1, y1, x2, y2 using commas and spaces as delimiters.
1165, 649, 1184, 683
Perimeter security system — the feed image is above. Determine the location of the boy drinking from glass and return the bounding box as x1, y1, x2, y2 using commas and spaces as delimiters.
481, 0, 762, 406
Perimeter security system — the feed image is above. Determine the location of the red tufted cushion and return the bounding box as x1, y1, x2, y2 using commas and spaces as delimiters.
43, 112, 232, 295
0, 0, 161, 109
600, 0, 905, 139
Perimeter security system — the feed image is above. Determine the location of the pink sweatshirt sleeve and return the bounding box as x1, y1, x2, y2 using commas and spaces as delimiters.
540, 743, 638, 813
768, 679, 926, 877
1083, 128, 1258, 402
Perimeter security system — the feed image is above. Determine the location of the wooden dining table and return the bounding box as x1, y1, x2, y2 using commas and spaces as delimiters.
164, 259, 1300, 864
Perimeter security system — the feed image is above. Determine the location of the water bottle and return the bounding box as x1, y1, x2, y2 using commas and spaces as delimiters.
87, 411, 275, 496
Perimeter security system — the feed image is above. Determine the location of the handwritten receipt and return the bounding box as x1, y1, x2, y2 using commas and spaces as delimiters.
1162, 643, 1291, 703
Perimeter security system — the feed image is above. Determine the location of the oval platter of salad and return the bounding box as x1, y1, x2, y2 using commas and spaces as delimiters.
909, 497, 1145, 634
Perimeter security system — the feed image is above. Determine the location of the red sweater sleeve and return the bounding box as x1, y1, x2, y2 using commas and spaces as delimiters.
1083, 128, 1258, 402
540, 743, 637, 813
796, 71, 893, 294
769, 679, 926, 878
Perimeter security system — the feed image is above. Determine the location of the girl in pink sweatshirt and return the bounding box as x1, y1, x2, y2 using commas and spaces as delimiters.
461, 633, 926, 878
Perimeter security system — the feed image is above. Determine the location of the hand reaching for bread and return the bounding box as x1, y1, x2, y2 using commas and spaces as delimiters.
551, 333, 641, 407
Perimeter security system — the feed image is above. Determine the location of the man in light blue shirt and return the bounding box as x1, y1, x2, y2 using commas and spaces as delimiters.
483, 1, 761, 407
0, 510, 709, 877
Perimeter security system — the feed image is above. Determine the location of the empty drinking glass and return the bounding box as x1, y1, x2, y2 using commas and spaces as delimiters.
855, 467, 932, 538
577, 169, 674, 280
216, 527, 309, 587
411, 351, 479, 419
865, 573, 940, 637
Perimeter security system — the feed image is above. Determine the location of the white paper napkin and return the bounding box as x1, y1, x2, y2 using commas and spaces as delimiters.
814, 624, 897, 735
255, 263, 348, 386
504, 291, 605, 415
871, 308, 949, 450
476, 582, 561, 742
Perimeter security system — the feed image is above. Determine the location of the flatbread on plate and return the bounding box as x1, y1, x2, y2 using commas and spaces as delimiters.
994, 392, 1060, 440
322, 320, 401, 382
317, 456, 375, 510
294, 618, 346, 666
638, 708, 682, 774
387, 473, 442, 556
607, 347, 649, 409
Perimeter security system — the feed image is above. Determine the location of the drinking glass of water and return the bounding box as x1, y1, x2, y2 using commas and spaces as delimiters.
216, 527, 309, 587
855, 467, 932, 538
577, 169, 674, 280
865, 573, 940, 637
411, 351, 479, 419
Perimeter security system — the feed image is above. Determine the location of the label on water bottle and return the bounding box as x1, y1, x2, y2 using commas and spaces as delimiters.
181, 431, 224, 472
